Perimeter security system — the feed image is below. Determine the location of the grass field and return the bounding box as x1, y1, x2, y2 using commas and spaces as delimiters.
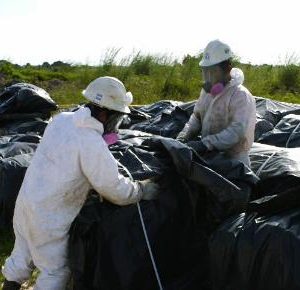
0, 230, 13, 283
1, 51, 299, 106
0, 52, 299, 286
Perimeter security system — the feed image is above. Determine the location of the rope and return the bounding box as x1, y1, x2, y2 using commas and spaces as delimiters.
116, 160, 164, 290
136, 201, 164, 290
286, 122, 300, 148
255, 152, 276, 176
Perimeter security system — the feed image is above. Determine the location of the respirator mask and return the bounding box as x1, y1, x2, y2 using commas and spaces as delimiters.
202, 65, 227, 96
103, 112, 125, 145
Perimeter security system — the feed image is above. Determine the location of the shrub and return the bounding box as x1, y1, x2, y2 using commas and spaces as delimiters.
277, 64, 300, 92
131, 54, 154, 75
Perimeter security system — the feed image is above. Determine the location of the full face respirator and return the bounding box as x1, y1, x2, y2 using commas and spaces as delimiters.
202, 65, 228, 96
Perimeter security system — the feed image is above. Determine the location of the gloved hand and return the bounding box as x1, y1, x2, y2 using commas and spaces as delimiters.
176, 135, 187, 143
187, 140, 208, 154
176, 131, 189, 143
176, 114, 201, 143
138, 179, 160, 201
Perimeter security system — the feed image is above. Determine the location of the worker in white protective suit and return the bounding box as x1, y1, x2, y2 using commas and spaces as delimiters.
2, 76, 160, 290
177, 40, 256, 167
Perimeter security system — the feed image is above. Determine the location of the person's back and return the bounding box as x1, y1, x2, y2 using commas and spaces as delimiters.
17, 109, 96, 234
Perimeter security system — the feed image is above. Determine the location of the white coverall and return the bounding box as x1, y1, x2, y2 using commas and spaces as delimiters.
179, 68, 256, 166
2, 107, 141, 289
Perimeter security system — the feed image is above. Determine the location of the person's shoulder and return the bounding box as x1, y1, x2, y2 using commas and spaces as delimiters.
51, 111, 73, 123
235, 84, 252, 96
78, 130, 107, 156
195, 88, 210, 105
229, 85, 256, 110
232, 85, 255, 104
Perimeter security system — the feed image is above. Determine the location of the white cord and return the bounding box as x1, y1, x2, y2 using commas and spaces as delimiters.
286, 122, 300, 148
116, 160, 164, 290
255, 152, 276, 176
137, 201, 164, 290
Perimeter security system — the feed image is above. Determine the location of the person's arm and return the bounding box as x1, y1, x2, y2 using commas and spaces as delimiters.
177, 91, 204, 142
79, 135, 141, 206
177, 113, 201, 142
201, 90, 255, 151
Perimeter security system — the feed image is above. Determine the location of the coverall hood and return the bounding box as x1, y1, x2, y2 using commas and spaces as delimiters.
73, 107, 104, 134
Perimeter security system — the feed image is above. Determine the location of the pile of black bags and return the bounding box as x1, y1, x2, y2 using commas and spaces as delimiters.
2, 82, 300, 289
0, 83, 57, 227
69, 97, 300, 289
69, 136, 258, 290
209, 143, 300, 290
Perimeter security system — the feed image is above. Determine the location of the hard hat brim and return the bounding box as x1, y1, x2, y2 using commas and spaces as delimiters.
82, 86, 131, 114
199, 59, 215, 67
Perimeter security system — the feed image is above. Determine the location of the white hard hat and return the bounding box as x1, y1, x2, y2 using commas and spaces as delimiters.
199, 40, 234, 67
82, 76, 132, 113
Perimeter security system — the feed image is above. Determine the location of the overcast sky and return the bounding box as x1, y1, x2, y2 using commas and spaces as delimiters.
0, 0, 299, 65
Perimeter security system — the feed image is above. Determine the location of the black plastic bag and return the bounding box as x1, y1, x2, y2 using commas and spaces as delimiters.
257, 114, 300, 147
248, 143, 300, 214
0, 151, 35, 228
209, 209, 300, 290
0, 83, 58, 115
254, 97, 300, 142
130, 106, 190, 138
69, 136, 256, 290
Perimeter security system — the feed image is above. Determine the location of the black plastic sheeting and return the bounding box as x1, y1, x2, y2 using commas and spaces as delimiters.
249, 143, 300, 214
128, 101, 193, 138
209, 145, 300, 290
69, 135, 257, 290
0, 83, 58, 115
0, 136, 38, 227
69, 137, 300, 290
2, 85, 300, 289
254, 97, 300, 143
209, 209, 300, 290
70, 97, 300, 290
0, 83, 57, 228
257, 114, 300, 147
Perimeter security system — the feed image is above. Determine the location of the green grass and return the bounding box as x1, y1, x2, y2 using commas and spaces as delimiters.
0, 52, 299, 106
0, 229, 39, 288
0, 229, 14, 284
